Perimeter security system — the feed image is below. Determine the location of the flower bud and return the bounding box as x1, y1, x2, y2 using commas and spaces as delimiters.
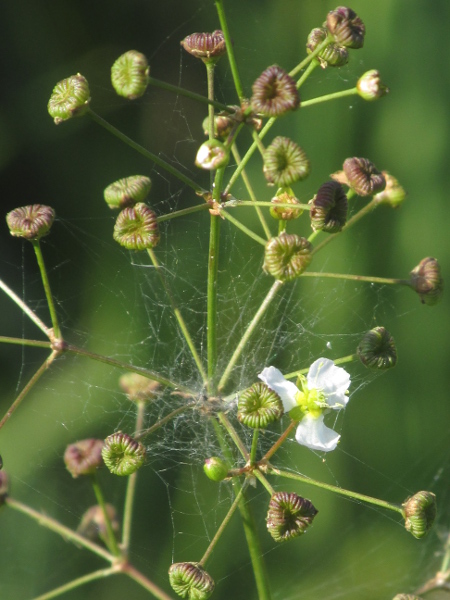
310, 181, 348, 233
64, 439, 104, 478
77, 503, 120, 543
47, 74, 90, 124
402, 491, 436, 539
270, 188, 303, 221
6, 205, 55, 241
102, 432, 146, 476
343, 157, 386, 196
251, 65, 300, 117
238, 383, 283, 429
357, 70, 389, 101
373, 172, 406, 208
263, 137, 310, 187
195, 139, 229, 170
306, 28, 349, 68
104, 175, 152, 210
113, 203, 160, 250
357, 327, 397, 370
326, 7, 365, 49
169, 562, 215, 600
266, 492, 318, 542
0, 471, 9, 506
409, 257, 443, 306
119, 372, 160, 403
181, 30, 226, 64
203, 457, 229, 482
111, 50, 150, 100
264, 233, 313, 282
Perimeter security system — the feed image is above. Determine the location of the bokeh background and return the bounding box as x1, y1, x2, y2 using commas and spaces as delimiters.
1, 1, 449, 599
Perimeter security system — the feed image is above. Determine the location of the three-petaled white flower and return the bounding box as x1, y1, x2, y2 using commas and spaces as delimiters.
258, 358, 351, 452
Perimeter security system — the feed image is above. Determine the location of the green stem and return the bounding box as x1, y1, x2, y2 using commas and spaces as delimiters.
301, 87, 358, 108
31, 568, 117, 600
253, 470, 275, 496
218, 280, 284, 392
0, 278, 50, 337
90, 473, 121, 557
261, 421, 297, 462
221, 210, 267, 246
148, 76, 230, 112
249, 429, 260, 465
222, 199, 310, 211
0, 336, 51, 349
157, 203, 210, 223
147, 248, 207, 385
87, 110, 205, 194
217, 412, 250, 461
135, 402, 195, 440
214, 0, 244, 100
289, 35, 332, 79
207, 211, 221, 394
300, 271, 410, 286
32, 240, 61, 339
122, 561, 176, 600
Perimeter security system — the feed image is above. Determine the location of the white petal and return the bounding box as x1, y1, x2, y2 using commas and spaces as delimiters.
307, 358, 350, 409
294, 414, 340, 452
258, 366, 298, 412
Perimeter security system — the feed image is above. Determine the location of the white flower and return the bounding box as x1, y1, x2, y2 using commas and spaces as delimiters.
258, 358, 351, 452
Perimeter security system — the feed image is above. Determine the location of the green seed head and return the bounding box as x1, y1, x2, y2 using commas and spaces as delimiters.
104, 175, 152, 210
113, 203, 160, 251
203, 457, 229, 482
238, 382, 283, 429
266, 492, 318, 542
47, 74, 90, 124
264, 137, 310, 187
168, 562, 215, 600
402, 491, 437, 539
102, 432, 146, 476
357, 327, 397, 370
264, 233, 313, 282
6, 205, 55, 240
111, 50, 150, 99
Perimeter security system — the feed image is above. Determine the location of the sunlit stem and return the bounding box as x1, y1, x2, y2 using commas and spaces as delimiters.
198, 485, 245, 567
148, 76, 230, 112
289, 35, 333, 79
147, 248, 208, 386
31, 240, 61, 339
0, 350, 58, 431
121, 562, 175, 600
217, 412, 250, 461
265, 466, 404, 515
87, 109, 205, 195
0, 278, 50, 337
249, 429, 260, 465
294, 57, 320, 88
261, 421, 297, 462
214, 0, 244, 100
218, 280, 284, 392
302, 87, 358, 108
90, 473, 121, 557
135, 402, 195, 440
301, 271, 410, 286
253, 470, 275, 496
157, 203, 210, 223
221, 210, 267, 246
283, 354, 356, 381
206, 62, 216, 141
0, 336, 51, 349
31, 567, 117, 600
251, 128, 267, 157
222, 199, 310, 211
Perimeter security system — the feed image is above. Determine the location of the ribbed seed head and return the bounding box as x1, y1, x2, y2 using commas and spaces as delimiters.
373, 172, 406, 208
264, 233, 313, 282
270, 188, 303, 221
326, 7, 365, 49
310, 181, 348, 233
203, 457, 229, 482
402, 491, 437, 539
102, 432, 146, 476
77, 503, 120, 543
111, 50, 150, 100
6, 205, 55, 240
343, 157, 386, 196
238, 382, 284, 429
357, 326, 397, 370
104, 175, 152, 210
169, 562, 215, 600
409, 257, 443, 306
251, 65, 300, 117
306, 27, 349, 68
64, 439, 104, 478
195, 139, 229, 170
47, 74, 90, 124
266, 492, 318, 542
357, 70, 389, 101
264, 137, 310, 187
119, 372, 160, 403
181, 30, 226, 64
113, 203, 160, 250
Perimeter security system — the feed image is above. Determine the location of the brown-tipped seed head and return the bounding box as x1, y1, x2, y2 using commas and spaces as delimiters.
267, 492, 318, 542
373, 172, 406, 208
102, 432, 146, 476
251, 65, 300, 117
119, 372, 160, 403
203, 457, 229, 482
77, 503, 120, 542
181, 30, 226, 64
310, 180, 348, 233
0, 471, 9, 506
357, 326, 397, 370
306, 27, 349, 68
238, 382, 284, 429
64, 439, 104, 478
195, 139, 229, 170
113, 203, 160, 251
264, 137, 310, 187
264, 233, 313, 282
343, 157, 386, 196
409, 257, 443, 306
104, 175, 152, 210
47, 74, 90, 124
402, 491, 437, 539
111, 50, 150, 100
326, 7, 365, 49
357, 70, 389, 101
6, 205, 55, 241
169, 562, 215, 600
270, 188, 303, 221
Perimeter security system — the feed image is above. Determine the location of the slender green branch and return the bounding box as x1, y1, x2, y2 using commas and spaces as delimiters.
249, 429, 260, 465
32, 240, 61, 339
91, 474, 121, 557
302, 87, 358, 108
0, 278, 51, 337
0, 336, 51, 349
289, 35, 332, 79
207, 202, 222, 393
261, 421, 297, 462
122, 562, 176, 600
253, 470, 275, 496
31, 567, 117, 600
222, 199, 310, 211
300, 271, 410, 286
148, 76, 230, 112
135, 402, 195, 440
217, 412, 250, 461
221, 210, 267, 246
157, 203, 210, 223
214, 0, 244, 100
284, 354, 357, 381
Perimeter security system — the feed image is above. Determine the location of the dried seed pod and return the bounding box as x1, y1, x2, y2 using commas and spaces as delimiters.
373, 172, 406, 208
6, 205, 55, 240
77, 504, 120, 543
270, 188, 303, 221
181, 30, 226, 64
251, 65, 300, 117
113, 203, 160, 250
47, 74, 90, 124
343, 157, 386, 196
195, 139, 229, 170
402, 491, 437, 539
357, 70, 389, 101
169, 562, 215, 600
102, 432, 146, 476
310, 181, 348, 233
264, 233, 313, 282
238, 382, 284, 429
111, 50, 150, 99
64, 439, 104, 478
306, 27, 349, 68
409, 257, 443, 306
203, 457, 229, 482
357, 327, 397, 370
326, 7, 365, 49
119, 372, 160, 403
263, 137, 310, 187
266, 492, 318, 542
104, 175, 152, 210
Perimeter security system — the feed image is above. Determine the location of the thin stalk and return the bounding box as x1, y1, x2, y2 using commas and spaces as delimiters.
218, 280, 284, 392
261, 421, 297, 462
207, 208, 221, 393
253, 470, 275, 496
289, 35, 333, 78
222, 199, 310, 211
221, 210, 267, 246
31, 567, 117, 600
32, 240, 61, 339
90, 474, 121, 557
135, 402, 195, 440
295, 59, 319, 89
214, 0, 244, 100
300, 271, 410, 286
0, 336, 51, 349
148, 76, 230, 112
87, 110, 205, 195
122, 561, 175, 600
147, 248, 207, 385
157, 203, 210, 223
283, 354, 357, 381
0, 278, 50, 336
264, 466, 404, 515
217, 412, 250, 461
301, 87, 358, 108
249, 429, 260, 465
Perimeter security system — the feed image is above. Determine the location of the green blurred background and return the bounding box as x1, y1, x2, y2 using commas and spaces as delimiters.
1, 1, 449, 599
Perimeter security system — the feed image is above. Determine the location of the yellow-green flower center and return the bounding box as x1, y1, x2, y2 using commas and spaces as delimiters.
288, 375, 327, 421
